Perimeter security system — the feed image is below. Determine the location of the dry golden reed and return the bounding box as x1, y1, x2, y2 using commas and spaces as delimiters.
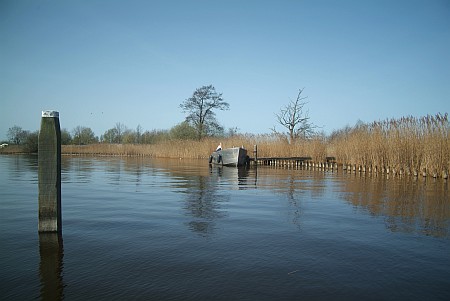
62, 113, 449, 177
329, 113, 449, 177
62, 136, 327, 161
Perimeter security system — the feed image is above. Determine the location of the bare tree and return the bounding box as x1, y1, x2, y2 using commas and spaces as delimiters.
273, 88, 317, 143
7, 125, 28, 144
180, 85, 229, 140
114, 122, 126, 143
135, 124, 143, 144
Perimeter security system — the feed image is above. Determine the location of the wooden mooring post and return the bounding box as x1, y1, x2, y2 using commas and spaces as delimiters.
39, 232, 64, 298
38, 110, 62, 233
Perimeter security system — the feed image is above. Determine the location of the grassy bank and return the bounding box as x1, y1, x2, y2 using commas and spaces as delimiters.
62, 114, 449, 178
4, 114, 448, 178
62, 136, 327, 161
0, 145, 27, 154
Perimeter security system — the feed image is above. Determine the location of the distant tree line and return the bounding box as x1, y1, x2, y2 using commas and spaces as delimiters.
4, 85, 320, 152
5, 120, 238, 153
5, 125, 40, 153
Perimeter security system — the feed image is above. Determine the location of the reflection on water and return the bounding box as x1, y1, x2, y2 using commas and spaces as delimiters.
179, 174, 229, 236
9, 155, 450, 239
39, 233, 64, 301
210, 165, 256, 189
1, 155, 449, 300
243, 165, 449, 238
7, 154, 38, 183
339, 173, 449, 237
4, 155, 449, 239
283, 174, 307, 230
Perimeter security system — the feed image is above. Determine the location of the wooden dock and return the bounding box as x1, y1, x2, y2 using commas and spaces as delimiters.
247, 145, 448, 178
248, 146, 337, 169
251, 156, 337, 169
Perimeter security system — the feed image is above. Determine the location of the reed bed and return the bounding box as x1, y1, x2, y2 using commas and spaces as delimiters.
62, 113, 449, 178
0, 144, 26, 154
62, 136, 327, 161
330, 113, 449, 178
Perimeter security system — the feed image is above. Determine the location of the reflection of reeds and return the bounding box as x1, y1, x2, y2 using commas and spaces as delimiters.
62, 114, 449, 178
342, 174, 449, 238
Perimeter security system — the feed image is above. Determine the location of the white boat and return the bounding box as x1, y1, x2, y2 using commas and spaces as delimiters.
208, 147, 249, 167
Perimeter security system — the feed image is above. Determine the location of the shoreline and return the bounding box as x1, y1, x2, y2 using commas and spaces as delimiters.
1, 141, 448, 179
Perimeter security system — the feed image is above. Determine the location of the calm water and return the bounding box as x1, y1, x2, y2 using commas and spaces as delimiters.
1, 155, 449, 300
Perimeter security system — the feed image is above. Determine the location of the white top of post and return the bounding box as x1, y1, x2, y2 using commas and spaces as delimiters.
42, 110, 59, 118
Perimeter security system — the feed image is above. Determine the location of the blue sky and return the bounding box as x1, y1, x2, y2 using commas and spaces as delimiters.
1, 0, 449, 140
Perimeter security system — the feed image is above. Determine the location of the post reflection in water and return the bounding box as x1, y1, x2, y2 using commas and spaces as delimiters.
284, 174, 306, 229
39, 233, 64, 301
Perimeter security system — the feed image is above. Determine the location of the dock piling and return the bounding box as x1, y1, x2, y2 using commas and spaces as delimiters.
38, 110, 62, 233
